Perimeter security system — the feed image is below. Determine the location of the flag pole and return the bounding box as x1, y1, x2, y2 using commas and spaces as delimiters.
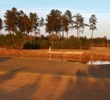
49, 46, 51, 65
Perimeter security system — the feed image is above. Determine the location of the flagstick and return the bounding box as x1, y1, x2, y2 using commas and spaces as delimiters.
50, 50, 51, 65
49, 46, 51, 66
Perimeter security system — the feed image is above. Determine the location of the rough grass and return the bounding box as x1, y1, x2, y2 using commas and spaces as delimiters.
0, 47, 110, 63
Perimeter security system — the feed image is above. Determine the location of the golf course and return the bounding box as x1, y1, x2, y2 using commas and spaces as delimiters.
0, 53, 110, 100
1, 0, 110, 99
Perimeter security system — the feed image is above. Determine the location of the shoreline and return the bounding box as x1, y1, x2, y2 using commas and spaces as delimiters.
0, 48, 110, 62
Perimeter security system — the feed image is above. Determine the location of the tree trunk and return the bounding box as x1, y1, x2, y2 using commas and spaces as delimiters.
56, 28, 58, 40
56, 32, 58, 40
34, 31, 36, 42
79, 29, 80, 38
77, 29, 79, 39
66, 31, 68, 39
28, 32, 29, 41
30, 32, 32, 42
62, 30, 64, 38
66, 31, 68, 49
52, 31, 54, 49
91, 30, 93, 47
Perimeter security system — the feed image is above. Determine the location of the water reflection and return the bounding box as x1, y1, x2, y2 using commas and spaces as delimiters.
87, 61, 110, 65
33, 56, 110, 65
67, 60, 110, 65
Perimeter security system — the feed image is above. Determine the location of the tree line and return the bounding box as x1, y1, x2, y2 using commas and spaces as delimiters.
0, 7, 109, 49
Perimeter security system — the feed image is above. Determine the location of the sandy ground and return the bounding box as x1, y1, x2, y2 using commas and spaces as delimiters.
0, 57, 110, 100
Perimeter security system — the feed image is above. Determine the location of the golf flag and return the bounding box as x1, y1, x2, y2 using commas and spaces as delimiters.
49, 46, 51, 51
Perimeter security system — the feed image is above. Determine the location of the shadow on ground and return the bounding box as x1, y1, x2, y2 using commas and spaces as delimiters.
0, 57, 11, 63
0, 58, 110, 100
76, 64, 110, 78
0, 67, 25, 84
0, 75, 43, 100
58, 64, 110, 100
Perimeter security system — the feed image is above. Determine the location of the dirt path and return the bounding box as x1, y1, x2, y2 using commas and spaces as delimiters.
0, 57, 110, 100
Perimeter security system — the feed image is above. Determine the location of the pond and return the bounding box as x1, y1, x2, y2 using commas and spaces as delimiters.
67, 60, 110, 65
33, 56, 110, 65
87, 61, 110, 65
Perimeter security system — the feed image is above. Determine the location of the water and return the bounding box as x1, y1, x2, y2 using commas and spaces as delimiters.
67, 60, 110, 65
36, 56, 110, 65
87, 61, 110, 65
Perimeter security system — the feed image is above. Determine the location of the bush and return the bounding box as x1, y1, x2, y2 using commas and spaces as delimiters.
39, 39, 49, 49
68, 36, 82, 49
80, 36, 90, 49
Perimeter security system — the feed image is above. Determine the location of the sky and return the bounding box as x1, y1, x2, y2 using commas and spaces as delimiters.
0, 0, 110, 39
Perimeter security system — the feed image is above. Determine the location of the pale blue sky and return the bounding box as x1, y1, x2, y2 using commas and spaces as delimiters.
0, 0, 110, 39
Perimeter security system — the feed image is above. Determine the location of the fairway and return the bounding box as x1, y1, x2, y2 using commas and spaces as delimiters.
0, 57, 110, 100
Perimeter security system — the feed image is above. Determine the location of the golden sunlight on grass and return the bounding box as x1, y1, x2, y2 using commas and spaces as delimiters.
0, 71, 110, 100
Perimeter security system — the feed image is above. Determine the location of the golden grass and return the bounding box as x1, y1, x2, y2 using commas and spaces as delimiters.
0, 47, 110, 62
